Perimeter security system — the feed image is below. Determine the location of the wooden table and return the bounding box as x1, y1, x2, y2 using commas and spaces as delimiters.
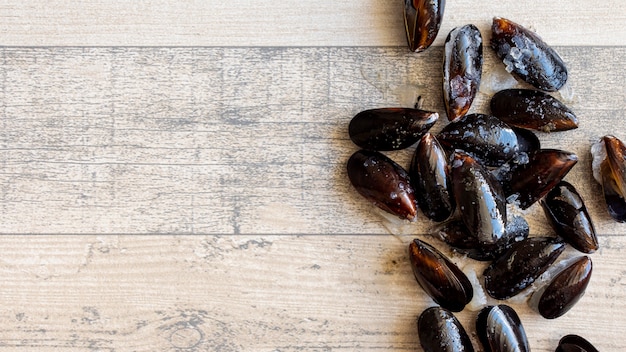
0, 1, 624, 350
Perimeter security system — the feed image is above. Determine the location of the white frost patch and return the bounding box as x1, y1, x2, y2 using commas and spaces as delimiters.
555, 80, 576, 104
590, 138, 606, 184
479, 62, 518, 95
373, 207, 418, 236
466, 268, 488, 311
390, 83, 422, 108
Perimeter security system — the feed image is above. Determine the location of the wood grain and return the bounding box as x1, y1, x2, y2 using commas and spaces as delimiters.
0, 1, 624, 46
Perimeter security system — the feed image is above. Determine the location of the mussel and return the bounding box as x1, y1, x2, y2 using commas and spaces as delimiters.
348, 108, 438, 151
484, 236, 565, 300
591, 135, 626, 222
404, 0, 446, 53
535, 256, 592, 319
443, 24, 483, 121
491, 17, 568, 91
347, 150, 418, 221
476, 305, 530, 352
418, 306, 474, 352
438, 114, 519, 167
408, 238, 473, 312
556, 334, 599, 352
490, 89, 578, 132
541, 181, 598, 253
450, 151, 507, 245
409, 133, 454, 222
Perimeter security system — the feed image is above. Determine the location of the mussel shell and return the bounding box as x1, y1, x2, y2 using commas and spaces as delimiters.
476, 305, 530, 352
408, 239, 473, 312
404, 0, 446, 53
512, 126, 540, 154
450, 151, 507, 245
490, 89, 578, 132
592, 135, 626, 222
347, 150, 418, 221
438, 114, 519, 167
418, 306, 474, 352
541, 181, 598, 253
491, 17, 568, 91
348, 108, 438, 151
484, 236, 565, 300
536, 256, 592, 319
506, 149, 578, 209
434, 215, 529, 261
443, 24, 483, 121
556, 334, 599, 352
409, 133, 454, 222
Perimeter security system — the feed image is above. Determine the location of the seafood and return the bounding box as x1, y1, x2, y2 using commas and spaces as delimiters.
443, 24, 482, 121
484, 237, 565, 300
541, 181, 598, 253
591, 135, 626, 222
347, 150, 418, 221
491, 17, 568, 91
490, 89, 578, 132
348, 108, 438, 151
476, 305, 530, 352
409, 133, 454, 221
409, 239, 473, 312
535, 256, 592, 319
404, 0, 446, 52
418, 307, 474, 352
556, 334, 599, 352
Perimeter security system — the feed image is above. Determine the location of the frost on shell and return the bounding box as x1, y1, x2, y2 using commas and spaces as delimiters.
590, 138, 607, 184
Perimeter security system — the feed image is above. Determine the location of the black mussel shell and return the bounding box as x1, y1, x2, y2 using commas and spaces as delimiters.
347, 150, 418, 221
450, 151, 507, 245
443, 24, 483, 121
484, 236, 565, 300
476, 305, 530, 352
410, 133, 454, 221
348, 108, 438, 151
491, 17, 568, 91
512, 126, 540, 154
408, 239, 473, 312
404, 0, 446, 53
491, 89, 578, 132
433, 215, 528, 261
506, 149, 578, 209
438, 114, 519, 167
591, 135, 626, 222
541, 181, 598, 253
536, 256, 592, 319
556, 334, 599, 352
418, 306, 474, 352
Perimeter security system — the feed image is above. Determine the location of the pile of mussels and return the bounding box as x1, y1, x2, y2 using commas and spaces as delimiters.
346, 3, 626, 352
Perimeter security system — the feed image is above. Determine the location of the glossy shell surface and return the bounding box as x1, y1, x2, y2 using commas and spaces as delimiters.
490, 89, 578, 132
418, 307, 474, 352
409, 239, 473, 312
556, 334, 599, 352
476, 305, 530, 352
537, 256, 592, 319
347, 150, 418, 221
404, 0, 446, 52
348, 108, 438, 151
591, 135, 626, 222
443, 24, 483, 121
491, 17, 568, 91
484, 237, 565, 300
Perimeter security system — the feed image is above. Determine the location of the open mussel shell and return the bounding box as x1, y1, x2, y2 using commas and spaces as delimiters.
450, 151, 507, 245
491, 17, 568, 91
438, 114, 519, 167
409, 133, 454, 222
476, 305, 530, 352
418, 307, 474, 352
541, 181, 598, 253
404, 0, 445, 53
348, 108, 438, 151
591, 135, 626, 222
534, 256, 592, 319
490, 89, 578, 132
556, 334, 599, 352
506, 149, 578, 209
347, 150, 418, 221
408, 238, 473, 312
484, 236, 565, 300
443, 24, 482, 121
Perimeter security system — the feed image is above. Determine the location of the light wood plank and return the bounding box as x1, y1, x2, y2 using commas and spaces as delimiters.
0, 0, 624, 46
0, 234, 621, 351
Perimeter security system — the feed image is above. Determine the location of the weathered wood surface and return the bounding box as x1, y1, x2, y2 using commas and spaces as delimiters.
0, 0, 624, 46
